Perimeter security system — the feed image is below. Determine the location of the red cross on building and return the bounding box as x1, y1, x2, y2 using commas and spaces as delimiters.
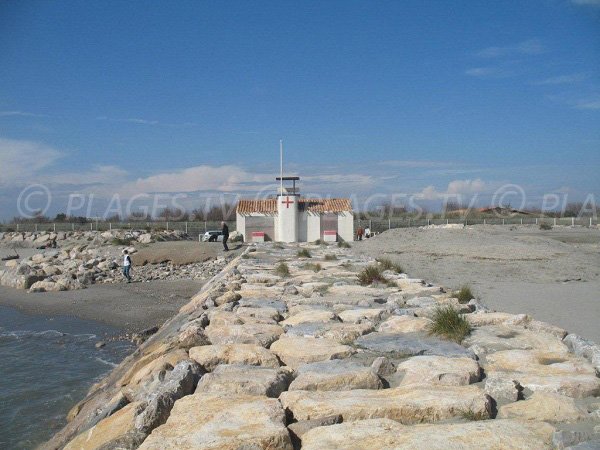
282, 196, 294, 208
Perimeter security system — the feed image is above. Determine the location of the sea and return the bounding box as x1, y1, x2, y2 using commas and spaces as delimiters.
0, 305, 135, 449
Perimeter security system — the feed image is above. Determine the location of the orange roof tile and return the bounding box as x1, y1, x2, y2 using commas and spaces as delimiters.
236, 198, 352, 215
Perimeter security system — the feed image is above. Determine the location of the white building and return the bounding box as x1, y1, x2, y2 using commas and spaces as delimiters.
236, 176, 354, 243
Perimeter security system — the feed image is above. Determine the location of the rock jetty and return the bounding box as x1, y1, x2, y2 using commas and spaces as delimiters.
44, 242, 600, 449
0, 230, 228, 291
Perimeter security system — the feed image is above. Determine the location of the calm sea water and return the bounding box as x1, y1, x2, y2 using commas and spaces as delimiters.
0, 305, 135, 449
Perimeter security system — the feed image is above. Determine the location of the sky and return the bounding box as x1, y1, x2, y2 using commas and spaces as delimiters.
0, 0, 599, 219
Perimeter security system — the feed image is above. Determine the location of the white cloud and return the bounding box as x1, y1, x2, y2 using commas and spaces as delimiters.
572, 0, 600, 6
465, 67, 512, 78
96, 116, 196, 127
575, 98, 600, 110
415, 179, 487, 200
0, 111, 48, 118
476, 39, 545, 58
534, 73, 588, 85
0, 138, 62, 186
42, 165, 129, 186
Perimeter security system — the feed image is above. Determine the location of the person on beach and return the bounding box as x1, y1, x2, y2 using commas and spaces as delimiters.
365, 227, 371, 238
122, 250, 132, 283
221, 221, 229, 251
357, 227, 364, 241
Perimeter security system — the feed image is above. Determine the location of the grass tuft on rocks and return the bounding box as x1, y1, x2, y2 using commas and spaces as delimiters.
297, 249, 312, 258
539, 222, 552, 230
275, 262, 290, 277
324, 254, 338, 261
459, 409, 488, 421
377, 257, 403, 274
303, 262, 322, 272
358, 265, 387, 286
427, 306, 472, 343
453, 285, 474, 304
338, 241, 351, 248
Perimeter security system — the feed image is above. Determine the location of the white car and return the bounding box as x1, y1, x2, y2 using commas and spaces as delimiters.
201, 230, 224, 242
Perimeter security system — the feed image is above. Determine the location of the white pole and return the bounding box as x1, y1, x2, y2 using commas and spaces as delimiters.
279, 139, 284, 196
554, 218, 557, 226
590, 217, 592, 227
571, 217, 574, 226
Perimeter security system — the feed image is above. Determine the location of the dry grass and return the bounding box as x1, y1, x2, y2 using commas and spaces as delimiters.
303, 262, 322, 272
275, 262, 290, 277
324, 254, 338, 261
377, 257, 403, 274
358, 265, 387, 286
427, 306, 472, 343
453, 285, 474, 304
297, 249, 312, 258
338, 241, 351, 248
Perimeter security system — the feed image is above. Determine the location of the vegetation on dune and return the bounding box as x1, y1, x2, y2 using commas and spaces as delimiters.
377, 257, 403, 274
111, 237, 133, 246
297, 249, 312, 258
303, 262, 322, 272
427, 306, 472, 343
338, 241, 351, 248
539, 222, 553, 230
358, 264, 387, 286
453, 285, 475, 304
324, 254, 338, 261
275, 262, 290, 277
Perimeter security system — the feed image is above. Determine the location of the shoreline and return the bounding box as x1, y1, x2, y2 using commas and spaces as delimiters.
0, 279, 204, 334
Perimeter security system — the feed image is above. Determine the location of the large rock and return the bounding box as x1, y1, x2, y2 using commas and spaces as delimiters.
498, 392, 589, 423
396, 355, 480, 386
301, 418, 555, 450
29, 280, 66, 292
284, 321, 373, 344
281, 309, 338, 326
289, 360, 383, 391
270, 337, 355, 369
486, 349, 600, 398
280, 384, 492, 423
338, 308, 385, 323
464, 324, 568, 357
196, 364, 292, 398
189, 344, 280, 371
204, 323, 283, 347
64, 402, 145, 450
355, 332, 474, 358
377, 315, 432, 333
138, 393, 293, 449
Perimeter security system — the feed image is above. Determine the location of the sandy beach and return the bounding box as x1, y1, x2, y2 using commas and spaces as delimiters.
0, 240, 244, 333
355, 225, 600, 342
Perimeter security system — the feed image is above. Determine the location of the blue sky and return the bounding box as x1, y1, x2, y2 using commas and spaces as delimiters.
0, 0, 599, 219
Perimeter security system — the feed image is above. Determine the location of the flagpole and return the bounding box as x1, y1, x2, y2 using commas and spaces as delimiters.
279, 139, 283, 196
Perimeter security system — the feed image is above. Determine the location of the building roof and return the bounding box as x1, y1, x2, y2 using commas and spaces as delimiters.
236, 198, 352, 215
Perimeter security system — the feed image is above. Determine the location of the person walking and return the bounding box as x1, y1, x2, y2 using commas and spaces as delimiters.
221, 221, 229, 251
356, 226, 364, 241
122, 250, 132, 283
364, 226, 371, 238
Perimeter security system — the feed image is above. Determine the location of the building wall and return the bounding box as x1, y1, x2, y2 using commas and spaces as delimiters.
338, 212, 354, 242
298, 211, 308, 242
306, 214, 321, 242
236, 213, 246, 241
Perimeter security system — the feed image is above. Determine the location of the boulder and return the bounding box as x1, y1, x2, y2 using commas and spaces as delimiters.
204, 323, 284, 348
355, 332, 474, 358
486, 350, 600, 398
138, 393, 293, 449
289, 360, 383, 391
29, 280, 66, 293
280, 383, 492, 423
484, 372, 521, 404
270, 337, 355, 369
189, 344, 280, 371
301, 418, 555, 450
396, 355, 481, 386
64, 402, 145, 450
498, 392, 589, 423
281, 309, 338, 326
377, 315, 432, 333
196, 364, 292, 398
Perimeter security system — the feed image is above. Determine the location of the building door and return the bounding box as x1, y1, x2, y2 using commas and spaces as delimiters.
320, 213, 338, 239
245, 216, 275, 241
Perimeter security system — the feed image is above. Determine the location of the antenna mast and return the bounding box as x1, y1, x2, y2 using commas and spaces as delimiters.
279, 139, 283, 196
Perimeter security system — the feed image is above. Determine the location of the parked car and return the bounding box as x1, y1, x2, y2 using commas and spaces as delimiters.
201, 230, 224, 242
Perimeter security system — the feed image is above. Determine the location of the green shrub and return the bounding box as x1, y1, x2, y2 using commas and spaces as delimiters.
111, 237, 133, 246
314, 239, 323, 245
324, 254, 338, 261
358, 265, 387, 286
338, 241, 351, 249
453, 285, 474, 304
377, 257, 403, 274
539, 222, 552, 230
297, 249, 312, 258
303, 262, 322, 272
427, 306, 472, 343
275, 262, 290, 277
